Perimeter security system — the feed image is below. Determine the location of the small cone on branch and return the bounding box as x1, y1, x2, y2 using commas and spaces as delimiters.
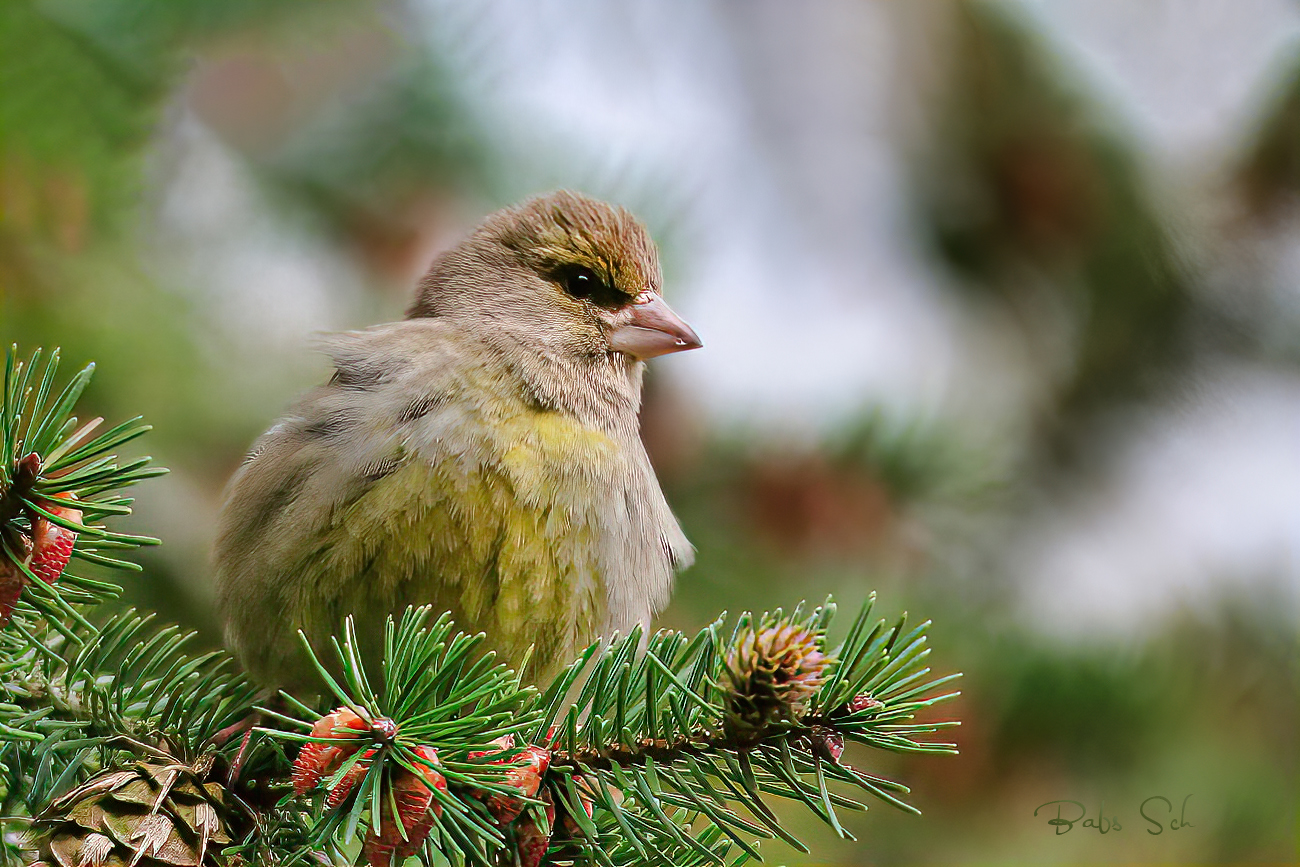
362, 746, 447, 867
489, 744, 549, 824
323, 748, 377, 810
514, 788, 555, 867
848, 692, 883, 714
466, 733, 516, 773
0, 489, 80, 627
291, 707, 373, 796
29, 494, 81, 586
472, 739, 551, 824
724, 621, 829, 743
557, 775, 595, 839
809, 725, 845, 762
467, 735, 551, 824
0, 535, 33, 626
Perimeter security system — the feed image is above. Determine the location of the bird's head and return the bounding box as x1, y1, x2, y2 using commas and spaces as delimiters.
408, 191, 701, 421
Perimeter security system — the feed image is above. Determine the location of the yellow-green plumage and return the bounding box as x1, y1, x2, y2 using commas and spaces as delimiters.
295, 422, 612, 681
214, 193, 697, 690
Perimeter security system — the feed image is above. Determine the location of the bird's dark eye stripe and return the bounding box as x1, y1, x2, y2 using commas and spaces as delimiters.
552, 263, 627, 308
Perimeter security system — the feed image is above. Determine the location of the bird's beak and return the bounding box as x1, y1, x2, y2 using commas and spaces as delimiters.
609, 294, 703, 360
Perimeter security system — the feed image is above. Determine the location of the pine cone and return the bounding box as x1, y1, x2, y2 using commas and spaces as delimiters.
362, 746, 447, 867
0, 535, 33, 626
848, 692, 883, 714
29, 494, 81, 586
725, 622, 829, 743
0, 489, 80, 627
28, 760, 235, 867
323, 747, 377, 810
291, 706, 372, 796
467, 736, 550, 825
514, 788, 555, 867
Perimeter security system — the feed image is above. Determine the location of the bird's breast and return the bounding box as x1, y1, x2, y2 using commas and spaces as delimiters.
334, 405, 643, 678
495, 411, 622, 507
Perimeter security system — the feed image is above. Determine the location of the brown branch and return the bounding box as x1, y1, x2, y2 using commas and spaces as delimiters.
545, 723, 823, 772
0, 453, 41, 527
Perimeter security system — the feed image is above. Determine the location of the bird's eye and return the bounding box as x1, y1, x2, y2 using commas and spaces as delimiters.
553, 264, 624, 308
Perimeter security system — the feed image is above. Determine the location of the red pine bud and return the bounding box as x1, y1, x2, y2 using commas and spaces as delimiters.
848, 693, 883, 714
485, 745, 549, 824
291, 742, 335, 796
0, 548, 29, 627
363, 746, 446, 867
292, 707, 370, 796
467, 733, 516, 761
370, 716, 399, 742
515, 789, 555, 867
324, 748, 377, 810
14, 453, 40, 487
811, 725, 845, 762
407, 745, 449, 812
467, 735, 550, 824
29, 496, 80, 586
310, 706, 370, 740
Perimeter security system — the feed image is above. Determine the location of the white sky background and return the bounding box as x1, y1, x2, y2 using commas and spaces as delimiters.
416, 0, 1300, 631
410, 0, 967, 431
157, 0, 1300, 632
1003, 0, 1300, 631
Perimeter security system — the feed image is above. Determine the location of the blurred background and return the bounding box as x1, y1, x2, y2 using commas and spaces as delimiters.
2, 0, 1297, 862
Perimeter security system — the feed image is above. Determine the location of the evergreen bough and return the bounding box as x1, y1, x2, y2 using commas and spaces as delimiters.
0, 346, 960, 866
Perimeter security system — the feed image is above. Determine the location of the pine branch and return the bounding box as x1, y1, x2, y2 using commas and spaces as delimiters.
0, 608, 263, 812
0, 346, 963, 867
256, 598, 959, 866
1, 346, 165, 627
533, 598, 959, 862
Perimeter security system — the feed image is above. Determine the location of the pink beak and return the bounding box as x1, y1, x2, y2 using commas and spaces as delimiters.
609, 294, 703, 360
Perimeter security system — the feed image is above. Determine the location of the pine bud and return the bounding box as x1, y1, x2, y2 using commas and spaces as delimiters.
486, 745, 549, 824
14, 453, 40, 487
848, 693, 883, 714
324, 748, 377, 810
466, 733, 516, 761
29, 495, 80, 586
363, 746, 447, 867
810, 724, 845, 762
292, 707, 370, 796
0, 536, 33, 627
514, 788, 555, 867
467, 736, 551, 824
725, 622, 828, 742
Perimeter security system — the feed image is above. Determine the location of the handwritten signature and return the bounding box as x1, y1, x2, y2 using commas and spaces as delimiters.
1034, 796, 1193, 836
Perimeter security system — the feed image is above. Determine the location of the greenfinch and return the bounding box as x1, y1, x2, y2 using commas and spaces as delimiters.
213, 191, 701, 689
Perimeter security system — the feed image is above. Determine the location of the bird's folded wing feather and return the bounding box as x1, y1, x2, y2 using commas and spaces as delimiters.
214, 320, 607, 686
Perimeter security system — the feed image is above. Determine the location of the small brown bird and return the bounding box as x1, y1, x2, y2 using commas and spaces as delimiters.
214, 191, 701, 689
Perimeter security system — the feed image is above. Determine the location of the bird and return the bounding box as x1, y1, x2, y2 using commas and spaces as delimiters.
213, 191, 701, 691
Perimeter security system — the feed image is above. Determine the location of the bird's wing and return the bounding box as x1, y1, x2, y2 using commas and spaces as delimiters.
214, 320, 606, 686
